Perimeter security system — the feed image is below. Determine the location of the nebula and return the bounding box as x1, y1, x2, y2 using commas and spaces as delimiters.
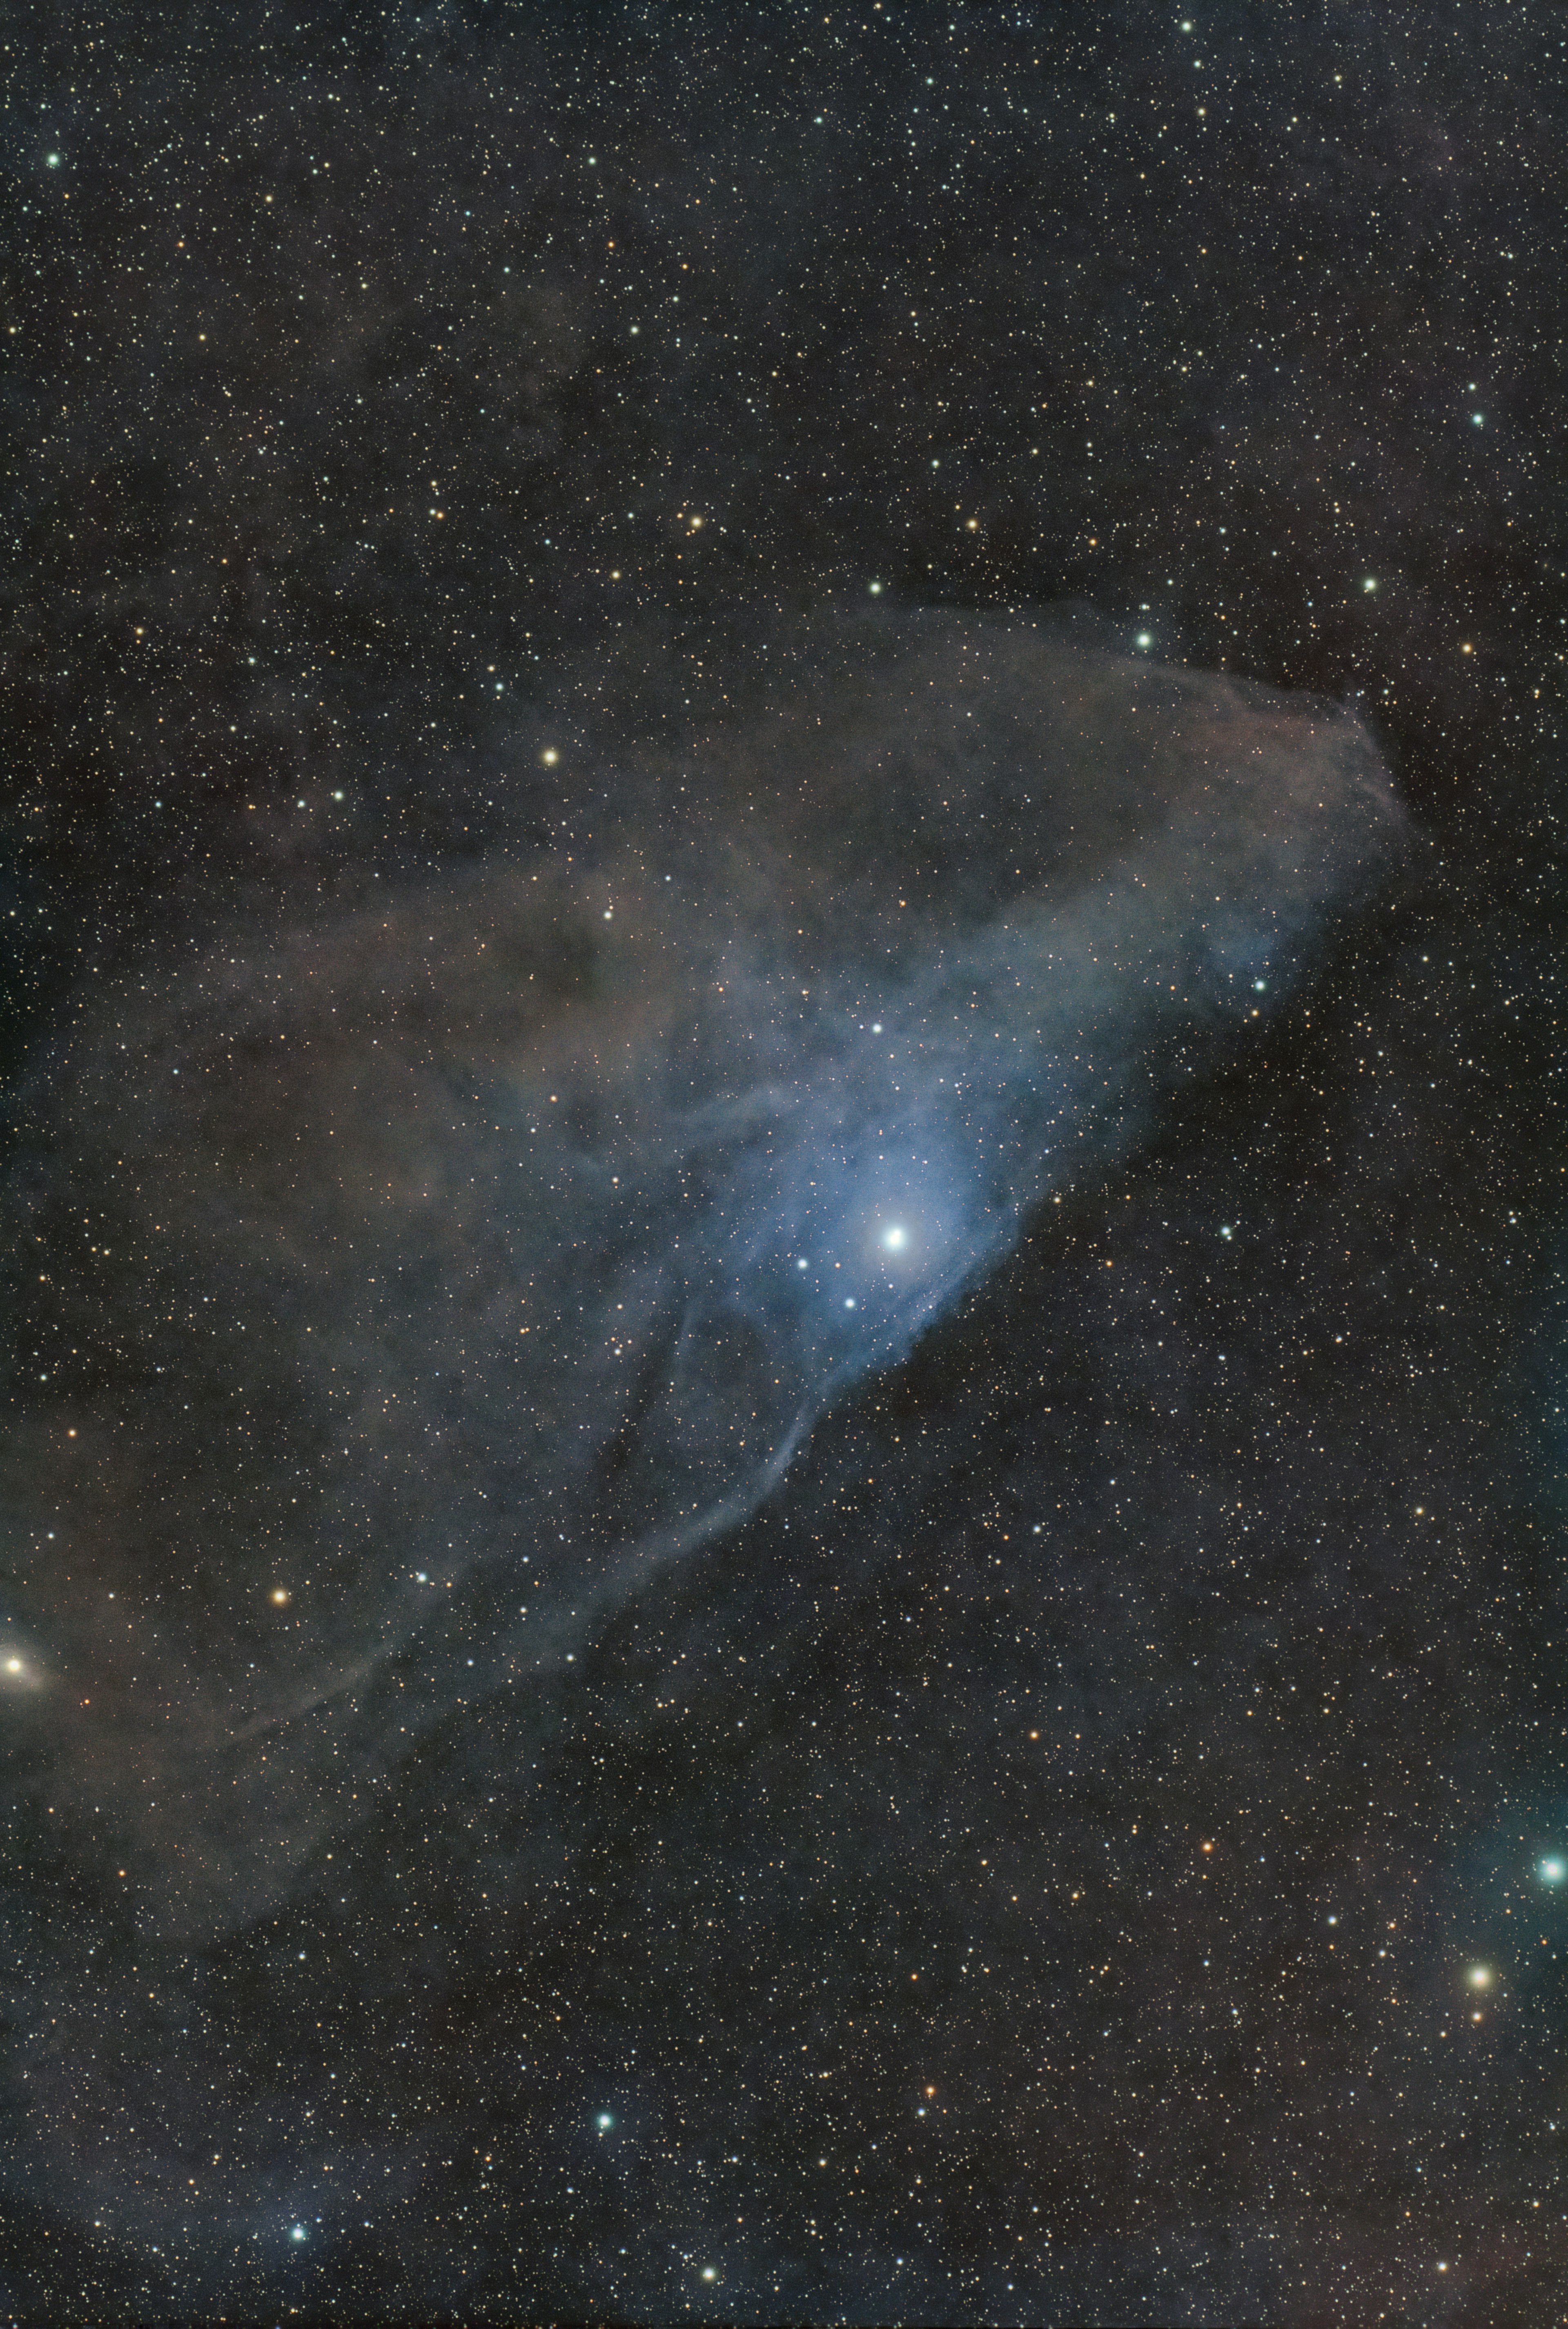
2, 612, 1402, 1940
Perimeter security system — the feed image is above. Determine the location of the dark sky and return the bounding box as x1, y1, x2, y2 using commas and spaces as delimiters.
2, 3, 1566, 2322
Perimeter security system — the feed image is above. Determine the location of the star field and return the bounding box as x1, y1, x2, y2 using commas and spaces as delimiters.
3, 4, 1567, 2324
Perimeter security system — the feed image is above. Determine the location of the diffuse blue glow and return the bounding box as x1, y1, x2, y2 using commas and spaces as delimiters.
10, 614, 1403, 1933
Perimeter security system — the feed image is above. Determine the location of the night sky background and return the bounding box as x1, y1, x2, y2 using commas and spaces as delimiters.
4, 2, 1568, 2322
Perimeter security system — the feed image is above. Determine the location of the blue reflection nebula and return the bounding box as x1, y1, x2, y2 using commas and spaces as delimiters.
10, 612, 1404, 1934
